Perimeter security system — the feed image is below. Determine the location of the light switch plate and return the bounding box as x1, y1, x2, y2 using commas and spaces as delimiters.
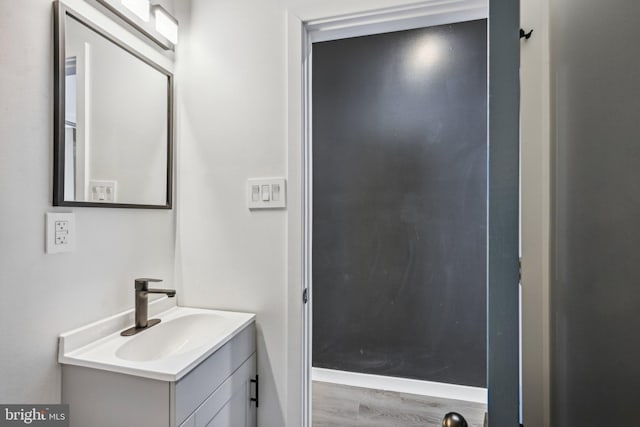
247, 178, 286, 209
46, 212, 76, 254
89, 180, 117, 203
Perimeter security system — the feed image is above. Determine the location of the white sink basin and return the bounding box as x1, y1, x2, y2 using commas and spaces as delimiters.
58, 299, 255, 381
116, 313, 238, 362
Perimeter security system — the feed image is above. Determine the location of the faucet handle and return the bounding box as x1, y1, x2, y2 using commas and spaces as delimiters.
134, 278, 163, 291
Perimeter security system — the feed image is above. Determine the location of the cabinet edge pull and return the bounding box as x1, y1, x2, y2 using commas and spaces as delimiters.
250, 375, 259, 408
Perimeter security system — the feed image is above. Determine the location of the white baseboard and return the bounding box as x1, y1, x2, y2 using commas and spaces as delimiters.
312, 367, 487, 404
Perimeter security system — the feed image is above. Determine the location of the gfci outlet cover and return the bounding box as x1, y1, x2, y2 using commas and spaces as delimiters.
46, 212, 76, 254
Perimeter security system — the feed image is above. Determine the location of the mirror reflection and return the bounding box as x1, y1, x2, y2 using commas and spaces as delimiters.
56, 11, 172, 208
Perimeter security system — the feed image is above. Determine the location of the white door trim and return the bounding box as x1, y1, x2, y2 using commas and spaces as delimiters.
306, 0, 487, 42
287, 2, 489, 426
519, 0, 552, 425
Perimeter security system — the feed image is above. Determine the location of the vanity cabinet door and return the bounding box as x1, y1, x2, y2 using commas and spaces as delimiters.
194, 353, 257, 427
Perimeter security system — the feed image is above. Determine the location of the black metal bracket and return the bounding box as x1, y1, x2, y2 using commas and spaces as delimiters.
520, 28, 534, 40
302, 288, 308, 304
250, 375, 259, 408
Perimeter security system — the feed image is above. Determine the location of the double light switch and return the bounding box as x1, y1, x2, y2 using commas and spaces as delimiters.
248, 178, 286, 209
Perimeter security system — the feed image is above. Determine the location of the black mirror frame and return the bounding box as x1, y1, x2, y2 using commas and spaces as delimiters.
53, 1, 174, 209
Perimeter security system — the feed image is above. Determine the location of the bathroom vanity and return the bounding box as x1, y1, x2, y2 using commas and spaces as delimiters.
58, 298, 257, 427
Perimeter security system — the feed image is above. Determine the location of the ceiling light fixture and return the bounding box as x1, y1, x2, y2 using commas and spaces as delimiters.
121, 0, 149, 22
152, 5, 178, 45
92, 0, 179, 51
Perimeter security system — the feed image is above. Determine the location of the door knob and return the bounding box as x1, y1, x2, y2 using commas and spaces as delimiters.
442, 412, 468, 427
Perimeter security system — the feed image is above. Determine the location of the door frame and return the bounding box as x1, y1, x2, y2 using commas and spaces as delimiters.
286, 1, 520, 425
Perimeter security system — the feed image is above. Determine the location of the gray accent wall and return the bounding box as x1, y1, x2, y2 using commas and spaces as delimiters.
552, 0, 640, 424
312, 20, 488, 388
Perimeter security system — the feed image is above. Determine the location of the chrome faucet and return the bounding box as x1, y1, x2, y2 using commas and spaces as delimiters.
121, 278, 176, 336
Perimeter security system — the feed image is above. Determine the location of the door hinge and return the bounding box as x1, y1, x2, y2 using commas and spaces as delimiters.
250, 375, 259, 408
303, 288, 308, 304
519, 257, 522, 284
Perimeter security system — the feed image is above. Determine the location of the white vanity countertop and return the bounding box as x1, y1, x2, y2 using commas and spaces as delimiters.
58, 298, 255, 382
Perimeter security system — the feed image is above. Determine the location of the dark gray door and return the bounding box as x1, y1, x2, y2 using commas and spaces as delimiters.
487, 0, 521, 425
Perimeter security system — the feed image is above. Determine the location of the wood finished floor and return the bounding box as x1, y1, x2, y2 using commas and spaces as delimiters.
312, 381, 487, 427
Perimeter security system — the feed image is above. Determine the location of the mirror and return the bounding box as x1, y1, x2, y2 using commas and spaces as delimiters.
54, 3, 173, 208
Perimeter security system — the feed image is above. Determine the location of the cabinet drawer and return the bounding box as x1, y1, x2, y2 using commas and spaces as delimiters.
195, 353, 256, 427
174, 324, 256, 425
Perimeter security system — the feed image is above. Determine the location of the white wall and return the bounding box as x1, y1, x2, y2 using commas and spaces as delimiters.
520, 0, 551, 425
0, 0, 176, 404
174, 0, 288, 424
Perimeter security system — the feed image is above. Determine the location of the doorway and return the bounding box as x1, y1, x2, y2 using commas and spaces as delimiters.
287, 1, 521, 425
311, 20, 488, 426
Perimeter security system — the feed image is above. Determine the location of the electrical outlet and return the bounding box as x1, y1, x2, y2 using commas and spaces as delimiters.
46, 212, 75, 254
54, 220, 69, 246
